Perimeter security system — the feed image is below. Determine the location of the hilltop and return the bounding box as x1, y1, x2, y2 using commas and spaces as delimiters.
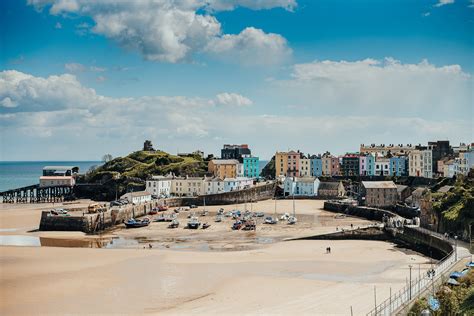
76, 149, 208, 200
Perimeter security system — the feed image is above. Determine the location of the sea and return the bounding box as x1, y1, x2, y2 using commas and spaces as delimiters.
0, 160, 269, 192
0, 161, 101, 192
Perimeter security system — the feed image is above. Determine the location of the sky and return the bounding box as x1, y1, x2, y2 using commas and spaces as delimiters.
0, 0, 473, 161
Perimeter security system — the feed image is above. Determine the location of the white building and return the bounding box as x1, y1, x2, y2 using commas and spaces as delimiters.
120, 191, 152, 204
409, 149, 433, 178
170, 176, 206, 197
284, 177, 320, 196
375, 158, 390, 176
146, 175, 172, 197
39, 165, 78, 188
224, 177, 253, 192
457, 149, 474, 175
236, 163, 244, 177
299, 158, 311, 177
204, 177, 225, 195
443, 160, 456, 178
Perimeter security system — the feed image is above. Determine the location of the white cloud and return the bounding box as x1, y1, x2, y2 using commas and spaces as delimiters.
206, 0, 296, 11
64, 62, 85, 72
65, 63, 107, 73
206, 27, 292, 65
434, 0, 454, 7
274, 58, 472, 121
215, 92, 253, 107
1, 68, 471, 160
27, 0, 293, 64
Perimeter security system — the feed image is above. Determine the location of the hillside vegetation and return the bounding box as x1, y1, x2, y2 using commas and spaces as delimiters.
432, 176, 474, 239
75, 149, 208, 200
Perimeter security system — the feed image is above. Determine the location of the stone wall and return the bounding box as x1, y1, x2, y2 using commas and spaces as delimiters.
323, 201, 398, 221
39, 212, 87, 231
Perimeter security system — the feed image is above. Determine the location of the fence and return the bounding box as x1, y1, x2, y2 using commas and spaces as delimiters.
366, 228, 458, 315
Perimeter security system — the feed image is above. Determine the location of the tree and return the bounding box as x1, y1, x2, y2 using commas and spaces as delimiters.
143, 140, 154, 151
102, 154, 113, 163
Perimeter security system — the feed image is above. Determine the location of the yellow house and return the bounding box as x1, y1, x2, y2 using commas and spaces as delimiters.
275, 152, 288, 178
208, 159, 239, 179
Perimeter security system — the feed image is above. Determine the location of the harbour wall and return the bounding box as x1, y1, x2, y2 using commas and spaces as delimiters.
39, 183, 276, 233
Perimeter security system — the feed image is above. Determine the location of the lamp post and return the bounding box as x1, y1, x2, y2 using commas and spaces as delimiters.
454, 235, 458, 261
409, 265, 413, 300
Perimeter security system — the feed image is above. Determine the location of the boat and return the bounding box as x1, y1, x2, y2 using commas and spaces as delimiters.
187, 216, 201, 229
158, 205, 169, 211
125, 217, 150, 228
224, 211, 233, 217
242, 219, 256, 231
264, 216, 278, 224
255, 212, 265, 217
168, 219, 179, 228
232, 220, 243, 230
154, 214, 166, 222
217, 208, 224, 215
287, 193, 298, 225
215, 215, 223, 222
149, 208, 158, 215
202, 222, 211, 229
280, 213, 290, 220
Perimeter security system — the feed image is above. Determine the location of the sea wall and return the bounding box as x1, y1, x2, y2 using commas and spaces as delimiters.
323, 201, 398, 221
39, 212, 87, 231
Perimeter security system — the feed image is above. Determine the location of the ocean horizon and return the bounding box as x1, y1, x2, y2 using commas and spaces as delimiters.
0, 160, 269, 192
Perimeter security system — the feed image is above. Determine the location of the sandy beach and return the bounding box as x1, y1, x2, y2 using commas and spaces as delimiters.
0, 199, 434, 315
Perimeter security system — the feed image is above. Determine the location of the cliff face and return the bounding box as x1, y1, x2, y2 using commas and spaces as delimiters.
261, 155, 275, 179
75, 150, 208, 201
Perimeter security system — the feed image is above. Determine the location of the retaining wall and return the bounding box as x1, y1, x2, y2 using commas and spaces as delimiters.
323, 201, 398, 221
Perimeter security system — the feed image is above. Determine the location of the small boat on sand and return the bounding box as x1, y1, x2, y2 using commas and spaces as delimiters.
215, 215, 223, 222
202, 222, 211, 229
264, 216, 278, 224
187, 217, 201, 229
168, 219, 179, 228
232, 220, 243, 230
125, 217, 150, 228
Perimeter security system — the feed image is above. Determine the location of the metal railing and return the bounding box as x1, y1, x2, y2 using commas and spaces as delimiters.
366, 230, 458, 315
366, 251, 455, 315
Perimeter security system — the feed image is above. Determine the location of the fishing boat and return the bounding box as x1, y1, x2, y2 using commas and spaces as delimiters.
154, 214, 166, 222
168, 219, 179, 228
215, 215, 223, 222
187, 216, 201, 229
202, 222, 211, 229
217, 208, 224, 215
125, 217, 150, 228
158, 205, 169, 211
280, 213, 290, 220
149, 208, 158, 215
242, 219, 256, 231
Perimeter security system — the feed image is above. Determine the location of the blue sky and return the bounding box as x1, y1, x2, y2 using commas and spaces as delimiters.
1, 0, 473, 160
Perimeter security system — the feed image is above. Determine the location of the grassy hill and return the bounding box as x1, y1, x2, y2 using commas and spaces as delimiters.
75, 150, 208, 200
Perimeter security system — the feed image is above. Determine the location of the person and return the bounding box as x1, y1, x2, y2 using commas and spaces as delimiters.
328, 247, 331, 254
351, 223, 353, 229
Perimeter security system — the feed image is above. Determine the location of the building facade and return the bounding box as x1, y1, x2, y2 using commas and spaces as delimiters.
361, 181, 398, 207
390, 156, 408, 176
283, 177, 320, 196
146, 175, 172, 197
275, 151, 300, 178
221, 144, 251, 161
120, 191, 152, 204
341, 154, 360, 176
208, 159, 239, 179
242, 155, 260, 178
375, 158, 390, 176
359, 154, 375, 176
299, 157, 311, 177
310, 156, 323, 177
409, 149, 433, 178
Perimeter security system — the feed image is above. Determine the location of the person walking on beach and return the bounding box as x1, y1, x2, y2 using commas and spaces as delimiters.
328, 247, 331, 254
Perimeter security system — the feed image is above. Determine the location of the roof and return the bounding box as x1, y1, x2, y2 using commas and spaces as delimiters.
396, 184, 409, 193
412, 187, 428, 196
318, 181, 341, 190
437, 185, 454, 193
362, 181, 397, 189
43, 166, 78, 170
40, 176, 74, 180
149, 175, 172, 180
121, 191, 151, 198
211, 159, 239, 165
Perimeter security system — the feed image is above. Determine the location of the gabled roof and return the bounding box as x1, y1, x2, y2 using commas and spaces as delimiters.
211, 159, 239, 165
396, 184, 409, 193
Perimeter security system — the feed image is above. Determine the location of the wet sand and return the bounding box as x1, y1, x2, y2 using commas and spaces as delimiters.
0, 199, 434, 315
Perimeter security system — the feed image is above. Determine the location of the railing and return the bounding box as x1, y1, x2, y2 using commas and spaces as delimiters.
366, 230, 458, 316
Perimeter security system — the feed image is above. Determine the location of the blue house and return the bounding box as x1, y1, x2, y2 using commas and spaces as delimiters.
243, 156, 260, 178
390, 156, 408, 176
310, 156, 323, 177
